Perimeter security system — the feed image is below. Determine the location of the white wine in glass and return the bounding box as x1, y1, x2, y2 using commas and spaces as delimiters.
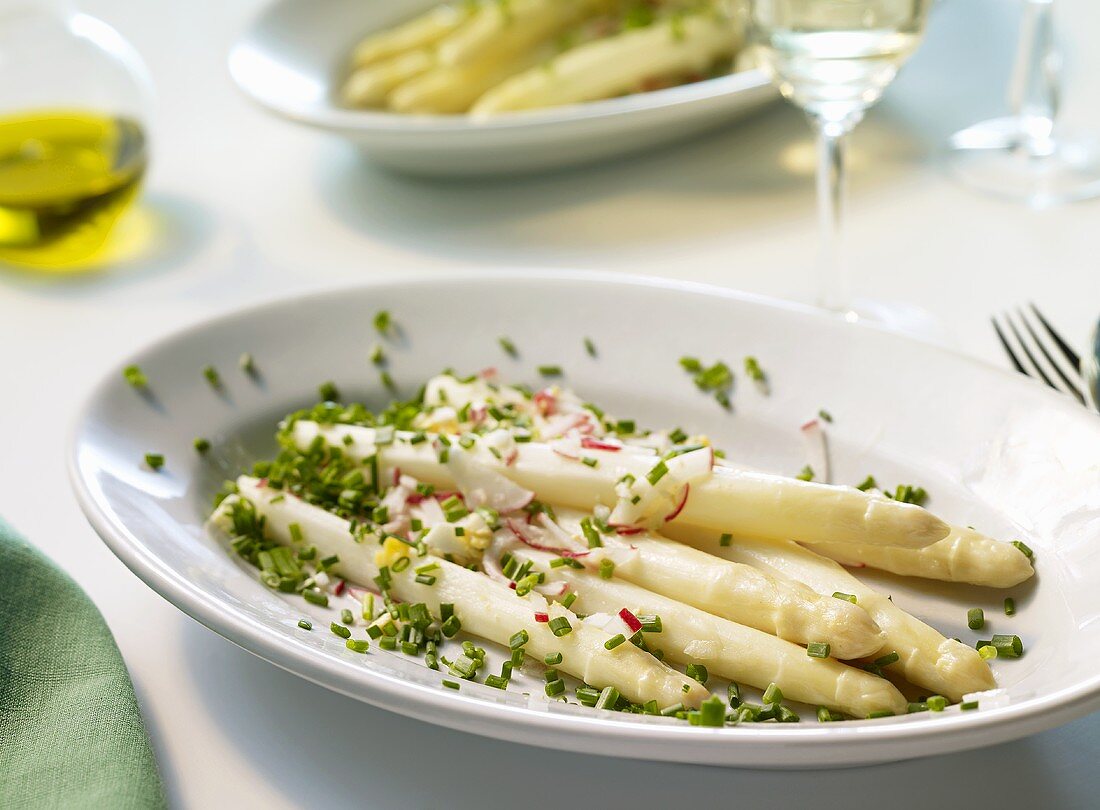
747, 1, 931, 316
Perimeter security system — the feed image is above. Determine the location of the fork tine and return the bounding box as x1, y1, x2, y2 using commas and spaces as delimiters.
1018, 308, 1087, 405
1005, 313, 1061, 392
1029, 302, 1081, 369
991, 316, 1028, 375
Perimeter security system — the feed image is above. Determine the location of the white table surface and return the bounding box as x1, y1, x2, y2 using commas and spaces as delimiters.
2, 0, 1098, 806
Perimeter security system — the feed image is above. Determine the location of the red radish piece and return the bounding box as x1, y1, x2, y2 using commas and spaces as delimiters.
507, 519, 589, 558
534, 612, 549, 623
663, 484, 690, 522
800, 418, 831, 484
333, 579, 346, 597
446, 450, 534, 513
614, 526, 644, 536
533, 389, 557, 416
581, 437, 622, 452
618, 608, 642, 634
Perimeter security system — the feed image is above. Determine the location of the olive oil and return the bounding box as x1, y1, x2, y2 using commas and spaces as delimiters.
0, 110, 147, 269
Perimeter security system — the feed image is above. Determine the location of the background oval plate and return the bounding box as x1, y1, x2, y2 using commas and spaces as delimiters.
70, 272, 1100, 767
228, 0, 776, 176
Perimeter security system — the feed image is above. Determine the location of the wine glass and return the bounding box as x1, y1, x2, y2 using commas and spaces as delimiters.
948, 0, 1100, 207
746, 0, 932, 319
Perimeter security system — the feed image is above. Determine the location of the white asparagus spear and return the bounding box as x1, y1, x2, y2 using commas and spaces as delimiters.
291, 422, 949, 549
388, 42, 553, 114
350, 3, 476, 68
471, 11, 737, 116
663, 525, 996, 701
436, 0, 613, 67
805, 527, 1035, 589
342, 49, 435, 108
217, 476, 708, 709
513, 547, 907, 717
545, 509, 884, 659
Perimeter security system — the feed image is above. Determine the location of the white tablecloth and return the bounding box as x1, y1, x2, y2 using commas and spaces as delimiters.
1, 0, 1097, 806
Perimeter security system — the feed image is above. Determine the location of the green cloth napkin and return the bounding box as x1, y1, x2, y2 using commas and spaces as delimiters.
0, 520, 167, 809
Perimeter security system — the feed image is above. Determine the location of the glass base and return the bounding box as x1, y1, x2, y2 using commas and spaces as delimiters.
948, 117, 1100, 207
828, 298, 950, 346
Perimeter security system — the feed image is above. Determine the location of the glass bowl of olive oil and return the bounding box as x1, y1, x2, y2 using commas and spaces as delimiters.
0, 1, 152, 271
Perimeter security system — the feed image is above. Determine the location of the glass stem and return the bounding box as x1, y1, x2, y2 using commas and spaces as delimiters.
1010, 0, 1060, 157
813, 115, 859, 313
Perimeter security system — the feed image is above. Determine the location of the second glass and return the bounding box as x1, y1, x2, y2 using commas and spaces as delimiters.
747, 0, 932, 318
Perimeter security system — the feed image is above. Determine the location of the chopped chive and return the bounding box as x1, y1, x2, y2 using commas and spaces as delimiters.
548, 616, 572, 637
584, 337, 597, 357
1011, 540, 1034, 560
598, 559, 615, 579
302, 588, 328, 607
537, 365, 562, 377
202, 365, 221, 387
806, 642, 831, 659
297, 619, 312, 630
378, 636, 397, 651
318, 380, 340, 402
1004, 597, 1016, 616
544, 679, 566, 697
443, 680, 460, 690
638, 614, 662, 634
796, 465, 814, 481
604, 633, 626, 651
832, 592, 857, 604
991, 634, 1024, 658
679, 357, 702, 373
762, 683, 783, 705
509, 629, 529, 649
288, 522, 303, 543
855, 475, 878, 492
719, 533, 732, 547
660, 702, 685, 717
594, 686, 620, 711
144, 453, 164, 470
380, 371, 395, 391
907, 701, 929, 713
615, 419, 636, 435
698, 695, 727, 727
873, 651, 900, 667
560, 592, 577, 610
544, 652, 562, 665
867, 710, 895, 719
330, 622, 351, 639
193, 437, 211, 454
686, 663, 708, 685
484, 674, 509, 690
122, 364, 147, 388
581, 456, 598, 468
346, 639, 369, 653
818, 706, 841, 722
818, 409, 833, 422
926, 695, 948, 712
967, 608, 985, 630
238, 352, 255, 374
743, 356, 765, 382
498, 336, 518, 357
369, 343, 385, 365
646, 460, 669, 485
373, 310, 392, 335
960, 701, 979, 711
415, 573, 436, 585
340, 608, 354, 625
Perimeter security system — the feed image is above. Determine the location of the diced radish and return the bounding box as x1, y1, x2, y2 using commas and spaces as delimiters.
534, 612, 549, 622
618, 608, 642, 633
613, 526, 645, 536
663, 483, 690, 522
333, 579, 346, 597
446, 449, 534, 513
533, 389, 557, 416
800, 418, 831, 484
581, 437, 622, 452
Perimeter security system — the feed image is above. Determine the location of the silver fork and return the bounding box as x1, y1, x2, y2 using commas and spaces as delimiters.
991, 304, 1100, 412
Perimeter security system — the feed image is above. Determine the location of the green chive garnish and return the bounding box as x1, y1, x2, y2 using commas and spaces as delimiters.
855, 475, 878, 491
340, 608, 354, 624
832, 592, 857, 604
509, 629, 529, 649
594, 686, 619, 710
537, 365, 562, 377
239, 353, 255, 374
719, 533, 732, 547
646, 460, 669, 485
1011, 540, 1034, 561
122, 365, 147, 388
806, 642, 830, 659
991, 634, 1024, 658
584, 337, 597, 358
686, 663, 708, 685
818, 409, 833, 422
318, 381, 340, 402
960, 701, 979, 711
369, 343, 385, 365
498, 336, 518, 357
297, 619, 312, 630
762, 683, 783, 705
545, 679, 566, 697
743, 356, 765, 382
442, 680, 460, 690
926, 695, 948, 712
548, 616, 572, 637
193, 437, 211, 454
796, 465, 814, 481
1004, 597, 1016, 616
346, 639, 369, 653
202, 365, 221, 387
373, 310, 392, 335
144, 453, 164, 471
967, 608, 985, 630
330, 622, 351, 639
544, 652, 562, 665
598, 559, 615, 579
604, 634, 626, 650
